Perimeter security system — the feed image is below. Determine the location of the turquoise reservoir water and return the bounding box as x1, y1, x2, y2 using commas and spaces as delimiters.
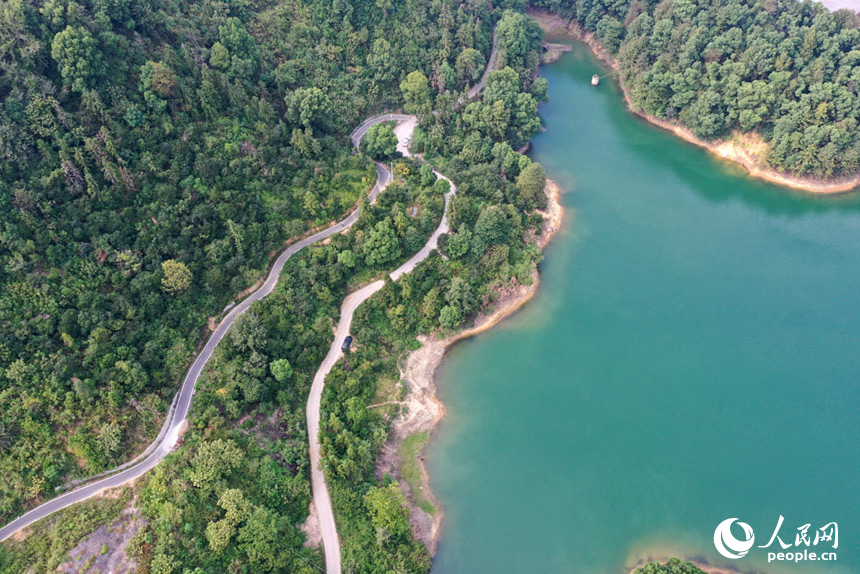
428, 43, 860, 574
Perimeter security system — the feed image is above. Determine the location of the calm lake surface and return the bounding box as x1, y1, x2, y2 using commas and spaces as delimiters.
428, 42, 860, 574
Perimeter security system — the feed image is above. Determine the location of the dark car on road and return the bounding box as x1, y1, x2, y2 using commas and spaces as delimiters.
342, 336, 353, 351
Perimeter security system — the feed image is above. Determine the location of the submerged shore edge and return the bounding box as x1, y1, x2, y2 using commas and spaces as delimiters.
527, 8, 860, 195
380, 178, 564, 554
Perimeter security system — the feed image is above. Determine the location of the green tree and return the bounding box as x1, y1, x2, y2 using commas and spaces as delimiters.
51, 25, 105, 92
160, 260, 192, 294
445, 277, 476, 317
209, 41, 229, 69
438, 304, 462, 328
364, 483, 411, 545
361, 123, 398, 160
238, 507, 293, 571
472, 206, 509, 256
400, 71, 431, 114
634, 557, 707, 574
445, 229, 471, 259
230, 311, 267, 353
516, 162, 547, 209
363, 220, 401, 266
187, 439, 243, 488
150, 553, 180, 574
218, 17, 260, 77
455, 48, 486, 88
269, 358, 293, 383
286, 87, 332, 129
96, 422, 122, 456
496, 10, 543, 65
338, 249, 357, 268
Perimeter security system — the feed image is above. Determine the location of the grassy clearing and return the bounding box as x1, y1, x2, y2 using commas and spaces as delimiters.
397, 432, 434, 515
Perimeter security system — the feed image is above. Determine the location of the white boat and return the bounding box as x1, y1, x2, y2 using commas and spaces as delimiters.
591, 74, 600, 86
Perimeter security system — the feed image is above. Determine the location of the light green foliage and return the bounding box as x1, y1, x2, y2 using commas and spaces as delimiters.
472, 205, 509, 256
286, 87, 331, 129
150, 553, 180, 574
217, 17, 260, 77
400, 70, 431, 114
238, 507, 294, 571
140, 61, 175, 113
438, 304, 462, 328
419, 165, 435, 187
269, 358, 293, 383
96, 422, 122, 456
445, 277, 476, 317
446, 229, 471, 259
462, 66, 541, 148
160, 260, 192, 294
51, 25, 105, 92
496, 10, 543, 66
361, 123, 398, 160
229, 310, 267, 353
364, 483, 411, 544
338, 249, 357, 268
209, 41, 229, 69
187, 439, 243, 488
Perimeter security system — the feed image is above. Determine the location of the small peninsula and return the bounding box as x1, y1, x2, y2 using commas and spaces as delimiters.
528, 1, 860, 193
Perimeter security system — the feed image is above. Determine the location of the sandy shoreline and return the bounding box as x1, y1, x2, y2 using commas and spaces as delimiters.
527, 8, 860, 195
380, 179, 564, 553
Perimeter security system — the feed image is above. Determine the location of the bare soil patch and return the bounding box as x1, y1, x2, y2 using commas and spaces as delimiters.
377, 179, 564, 553
57, 505, 144, 574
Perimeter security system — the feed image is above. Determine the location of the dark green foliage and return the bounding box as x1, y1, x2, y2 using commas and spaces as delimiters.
318, 26, 550, 569
530, 0, 860, 178
0, 0, 500, 521
1, 0, 552, 570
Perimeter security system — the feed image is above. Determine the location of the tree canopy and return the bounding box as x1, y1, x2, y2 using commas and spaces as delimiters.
531, 0, 860, 178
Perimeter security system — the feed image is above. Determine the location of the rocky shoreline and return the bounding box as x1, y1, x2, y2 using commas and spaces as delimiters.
380, 179, 564, 553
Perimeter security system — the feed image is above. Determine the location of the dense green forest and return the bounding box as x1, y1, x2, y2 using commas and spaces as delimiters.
530, 0, 860, 178
0, 0, 508, 522
319, 12, 550, 570
1, 0, 554, 567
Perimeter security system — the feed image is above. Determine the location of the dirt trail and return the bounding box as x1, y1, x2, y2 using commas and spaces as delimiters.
378, 179, 564, 552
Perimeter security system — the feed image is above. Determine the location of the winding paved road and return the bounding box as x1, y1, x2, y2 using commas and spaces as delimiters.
308, 114, 455, 574
0, 121, 395, 544
2, 26, 495, 570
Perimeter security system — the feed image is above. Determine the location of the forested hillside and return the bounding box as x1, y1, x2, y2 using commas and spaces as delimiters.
530, 0, 860, 178
0, 0, 503, 523
1, 0, 556, 567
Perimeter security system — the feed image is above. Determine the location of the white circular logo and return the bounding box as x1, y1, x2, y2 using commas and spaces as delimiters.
714, 518, 755, 559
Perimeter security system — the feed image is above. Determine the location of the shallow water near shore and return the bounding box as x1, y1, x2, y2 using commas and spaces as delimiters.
427, 42, 860, 574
